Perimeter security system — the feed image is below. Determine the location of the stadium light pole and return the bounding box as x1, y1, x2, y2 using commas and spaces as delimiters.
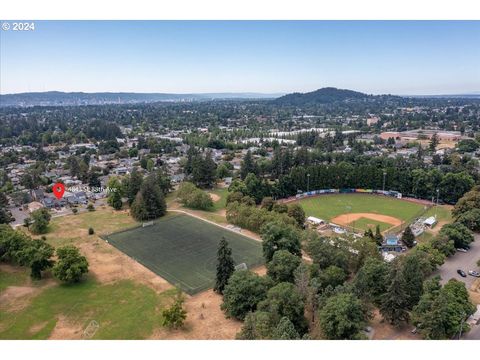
382, 171, 387, 192
307, 173, 311, 193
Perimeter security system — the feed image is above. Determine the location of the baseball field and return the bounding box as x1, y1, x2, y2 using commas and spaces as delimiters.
296, 193, 428, 233
105, 213, 263, 295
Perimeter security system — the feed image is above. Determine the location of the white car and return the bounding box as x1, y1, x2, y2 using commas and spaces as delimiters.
456, 248, 468, 253
468, 270, 480, 277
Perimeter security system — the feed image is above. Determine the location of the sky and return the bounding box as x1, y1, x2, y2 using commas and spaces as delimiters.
1, 21, 479, 95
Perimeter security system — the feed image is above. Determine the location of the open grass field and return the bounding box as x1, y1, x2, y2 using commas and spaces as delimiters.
297, 194, 427, 232
0, 270, 177, 339
105, 213, 263, 295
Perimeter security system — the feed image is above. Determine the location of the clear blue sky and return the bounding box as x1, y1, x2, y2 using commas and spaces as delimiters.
1, 21, 479, 95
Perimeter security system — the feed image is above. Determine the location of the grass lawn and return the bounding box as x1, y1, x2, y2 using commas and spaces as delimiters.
0, 276, 177, 339
105, 213, 263, 295
297, 194, 426, 222
350, 217, 392, 233
39, 207, 138, 247
0, 267, 30, 292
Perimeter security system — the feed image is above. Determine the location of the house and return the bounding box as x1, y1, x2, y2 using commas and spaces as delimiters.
32, 189, 45, 201
42, 196, 66, 208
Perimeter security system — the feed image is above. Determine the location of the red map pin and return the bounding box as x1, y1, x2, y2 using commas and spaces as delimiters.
52, 182, 65, 199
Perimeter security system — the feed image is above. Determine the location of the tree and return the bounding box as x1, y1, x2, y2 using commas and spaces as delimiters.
267, 250, 301, 284
316, 265, 347, 289
221, 270, 271, 320
236, 311, 273, 340
191, 150, 217, 188
272, 317, 300, 340
52, 245, 89, 283
258, 282, 306, 333
305, 232, 350, 272
240, 150, 258, 180
30, 208, 51, 234
401, 226, 415, 248
430, 234, 455, 257
318, 292, 367, 340
429, 133, 439, 152
452, 186, 480, 218
412, 278, 476, 339
214, 237, 235, 294
260, 197, 275, 211
0, 225, 29, 262
456, 209, 480, 232
124, 168, 143, 205
130, 175, 166, 221
107, 177, 123, 210
161, 295, 187, 329
261, 222, 301, 263
17, 238, 55, 279
287, 203, 306, 228
400, 253, 426, 309
353, 257, 390, 307
350, 236, 381, 273
177, 182, 213, 210
216, 162, 232, 179
439, 172, 474, 204
439, 222, 474, 249
380, 262, 410, 326
374, 225, 383, 246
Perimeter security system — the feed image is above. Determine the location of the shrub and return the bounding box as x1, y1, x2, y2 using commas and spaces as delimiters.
88, 227, 94, 235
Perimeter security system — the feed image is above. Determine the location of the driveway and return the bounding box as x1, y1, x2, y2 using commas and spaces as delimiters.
433, 233, 480, 288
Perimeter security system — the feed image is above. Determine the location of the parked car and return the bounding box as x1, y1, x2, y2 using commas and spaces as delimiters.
456, 248, 468, 253
468, 270, 480, 277
457, 269, 467, 277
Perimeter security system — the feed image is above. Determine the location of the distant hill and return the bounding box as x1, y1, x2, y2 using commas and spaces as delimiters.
273, 87, 378, 106
0, 91, 283, 107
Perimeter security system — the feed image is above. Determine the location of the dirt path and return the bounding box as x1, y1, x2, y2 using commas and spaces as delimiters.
209, 193, 221, 202
331, 212, 402, 227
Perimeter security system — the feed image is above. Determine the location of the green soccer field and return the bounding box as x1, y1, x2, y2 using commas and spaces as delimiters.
297, 194, 427, 223
105, 213, 263, 295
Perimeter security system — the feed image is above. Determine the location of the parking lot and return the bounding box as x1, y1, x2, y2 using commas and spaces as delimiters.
433, 233, 480, 288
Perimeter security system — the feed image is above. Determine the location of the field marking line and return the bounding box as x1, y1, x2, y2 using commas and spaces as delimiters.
168, 209, 262, 244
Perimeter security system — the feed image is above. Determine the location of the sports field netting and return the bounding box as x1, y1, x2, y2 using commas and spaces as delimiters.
104, 213, 263, 295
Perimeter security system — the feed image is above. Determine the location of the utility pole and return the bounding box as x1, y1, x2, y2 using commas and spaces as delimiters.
435, 188, 440, 219
307, 173, 311, 193
382, 171, 387, 192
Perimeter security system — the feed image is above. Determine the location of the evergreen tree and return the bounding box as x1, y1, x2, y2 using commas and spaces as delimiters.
380, 262, 410, 326
130, 175, 166, 221
124, 168, 143, 205
272, 317, 300, 340
374, 225, 383, 246
240, 150, 258, 180
401, 226, 415, 248
214, 237, 235, 294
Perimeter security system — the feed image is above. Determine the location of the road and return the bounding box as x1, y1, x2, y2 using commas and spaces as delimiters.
433, 233, 480, 288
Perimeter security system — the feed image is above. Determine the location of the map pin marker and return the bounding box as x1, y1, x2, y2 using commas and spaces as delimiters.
52, 182, 65, 199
